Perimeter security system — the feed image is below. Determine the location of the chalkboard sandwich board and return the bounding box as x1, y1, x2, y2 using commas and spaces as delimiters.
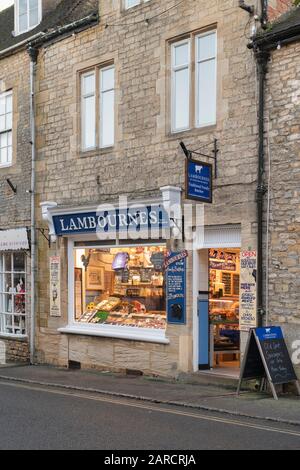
237, 326, 300, 400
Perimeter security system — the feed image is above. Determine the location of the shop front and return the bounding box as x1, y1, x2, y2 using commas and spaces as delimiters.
0, 228, 30, 363
39, 188, 195, 376
193, 225, 257, 375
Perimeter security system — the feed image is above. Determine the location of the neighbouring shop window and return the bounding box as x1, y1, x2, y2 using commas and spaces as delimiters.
0, 90, 12, 167
125, 0, 150, 10
209, 248, 240, 369
81, 64, 115, 151
15, 0, 42, 35
0, 252, 27, 336
171, 30, 217, 133
74, 246, 167, 330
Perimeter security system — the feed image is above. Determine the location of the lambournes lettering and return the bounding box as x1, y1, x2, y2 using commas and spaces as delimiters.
53, 206, 169, 236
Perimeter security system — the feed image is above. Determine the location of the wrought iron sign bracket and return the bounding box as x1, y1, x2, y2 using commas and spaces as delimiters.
37, 227, 51, 248
180, 140, 219, 179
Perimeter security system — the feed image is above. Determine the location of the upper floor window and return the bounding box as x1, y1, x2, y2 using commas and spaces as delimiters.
125, 0, 150, 10
0, 91, 12, 168
15, 0, 42, 35
171, 30, 217, 133
81, 64, 115, 152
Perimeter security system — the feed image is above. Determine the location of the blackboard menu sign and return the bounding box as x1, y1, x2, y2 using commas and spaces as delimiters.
166, 252, 187, 325
237, 326, 300, 400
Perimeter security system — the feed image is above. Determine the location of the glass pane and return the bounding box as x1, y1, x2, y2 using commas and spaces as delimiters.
174, 42, 189, 67
6, 112, 12, 130
3, 293, 13, 313
19, 0, 27, 15
19, 13, 28, 32
173, 67, 189, 131
29, 7, 39, 27
0, 96, 5, 115
82, 95, 96, 149
4, 253, 12, 272
14, 277, 26, 314
101, 67, 114, 92
126, 0, 140, 8
0, 115, 5, 132
197, 59, 216, 127
7, 131, 12, 146
13, 253, 25, 272
29, 0, 39, 10
197, 33, 216, 62
0, 147, 7, 164
6, 94, 12, 113
7, 146, 12, 164
4, 273, 12, 293
100, 89, 114, 148
0, 132, 7, 148
82, 73, 95, 96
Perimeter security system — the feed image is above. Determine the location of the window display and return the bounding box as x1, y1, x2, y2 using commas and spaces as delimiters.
0, 252, 27, 336
209, 249, 240, 366
74, 246, 167, 331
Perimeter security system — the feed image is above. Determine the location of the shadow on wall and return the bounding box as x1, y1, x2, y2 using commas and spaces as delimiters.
0, 341, 6, 365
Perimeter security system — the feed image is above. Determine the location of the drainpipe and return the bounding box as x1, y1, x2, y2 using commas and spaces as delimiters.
255, 48, 269, 327
28, 46, 39, 364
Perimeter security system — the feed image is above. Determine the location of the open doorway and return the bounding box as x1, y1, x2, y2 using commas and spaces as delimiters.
209, 248, 240, 371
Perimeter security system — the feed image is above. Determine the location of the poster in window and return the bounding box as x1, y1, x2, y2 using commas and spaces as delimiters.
50, 256, 61, 317
75, 267, 83, 319
239, 250, 257, 331
86, 266, 105, 290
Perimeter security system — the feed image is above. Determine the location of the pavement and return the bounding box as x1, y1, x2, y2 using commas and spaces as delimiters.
0, 363, 299, 426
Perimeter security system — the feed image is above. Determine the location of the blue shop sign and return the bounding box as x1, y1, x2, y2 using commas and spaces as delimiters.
255, 326, 284, 342
186, 158, 212, 203
166, 251, 188, 325
53, 205, 170, 236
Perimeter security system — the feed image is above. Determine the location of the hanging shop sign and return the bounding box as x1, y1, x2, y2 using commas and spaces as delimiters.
52, 205, 169, 236
186, 158, 212, 203
50, 256, 61, 317
166, 251, 188, 325
239, 250, 257, 331
0, 228, 29, 251
237, 327, 300, 400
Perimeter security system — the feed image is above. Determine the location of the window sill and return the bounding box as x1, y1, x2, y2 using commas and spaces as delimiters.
58, 324, 170, 345
166, 124, 217, 140
0, 333, 28, 341
79, 146, 115, 158
0, 163, 13, 170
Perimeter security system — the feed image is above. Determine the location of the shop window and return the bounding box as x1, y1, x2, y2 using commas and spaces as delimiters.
0, 253, 27, 337
209, 249, 240, 368
74, 246, 167, 331
125, 0, 150, 10
81, 64, 115, 151
0, 90, 12, 167
15, 0, 42, 35
170, 30, 217, 133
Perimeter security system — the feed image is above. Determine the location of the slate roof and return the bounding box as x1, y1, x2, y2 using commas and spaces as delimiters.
254, 5, 300, 45
0, 0, 98, 53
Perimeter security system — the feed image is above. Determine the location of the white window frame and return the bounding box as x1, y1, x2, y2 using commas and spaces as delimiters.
15, 0, 42, 36
170, 30, 217, 134
59, 239, 169, 345
195, 30, 217, 129
0, 252, 27, 338
81, 64, 115, 152
0, 90, 13, 168
81, 71, 96, 152
125, 0, 150, 10
171, 39, 191, 134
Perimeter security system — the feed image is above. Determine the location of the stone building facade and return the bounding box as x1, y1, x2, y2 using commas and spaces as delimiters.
0, 0, 98, 363
34, 0, 294, 378
253, 5, 300, 375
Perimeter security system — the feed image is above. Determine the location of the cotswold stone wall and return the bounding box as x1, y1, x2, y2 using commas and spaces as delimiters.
34, 0, 261, 376
0, 338, 29, 363
265, 41, 300, 376
0, 51, 32, 230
